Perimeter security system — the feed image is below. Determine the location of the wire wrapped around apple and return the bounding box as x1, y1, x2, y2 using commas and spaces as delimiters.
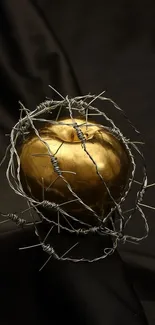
19, 118, 131, 227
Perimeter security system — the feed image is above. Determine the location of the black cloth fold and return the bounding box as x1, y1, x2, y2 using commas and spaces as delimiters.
0, 227, 148, 325
0, 1, 155, 324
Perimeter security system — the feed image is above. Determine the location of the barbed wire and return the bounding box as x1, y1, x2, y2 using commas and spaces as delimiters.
1, 86, 154, 269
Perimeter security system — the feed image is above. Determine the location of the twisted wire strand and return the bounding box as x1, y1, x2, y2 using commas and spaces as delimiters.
66, 96, 125, 224
0, 213, 26, 226
20, 227, 118, 270
0, 212, 41, 227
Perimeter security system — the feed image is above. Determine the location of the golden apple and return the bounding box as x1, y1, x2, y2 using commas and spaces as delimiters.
19, 118, 130, 224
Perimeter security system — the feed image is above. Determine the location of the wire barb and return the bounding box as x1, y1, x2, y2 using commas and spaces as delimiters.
1, 213, 27, 227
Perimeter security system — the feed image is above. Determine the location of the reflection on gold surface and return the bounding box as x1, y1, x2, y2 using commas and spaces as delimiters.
20, 118, 131, 222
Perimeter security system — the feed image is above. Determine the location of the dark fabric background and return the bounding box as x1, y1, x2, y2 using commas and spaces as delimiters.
0, 1, 155, 324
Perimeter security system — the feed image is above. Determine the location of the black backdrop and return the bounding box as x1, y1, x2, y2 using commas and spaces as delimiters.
0, 1, 155, 324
